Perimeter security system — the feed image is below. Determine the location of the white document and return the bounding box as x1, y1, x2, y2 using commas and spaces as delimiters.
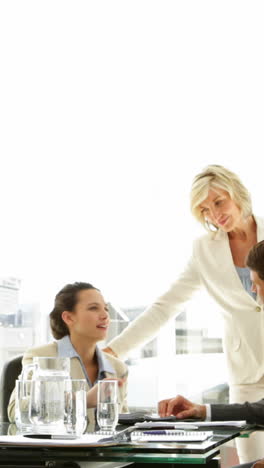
189, 420, 247, 428
0, 434, 113, 446
135, 420, 247, 429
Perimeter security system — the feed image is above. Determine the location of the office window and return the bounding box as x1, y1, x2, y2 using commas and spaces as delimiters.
1, 1, 263, 413
105, 290, 227, 411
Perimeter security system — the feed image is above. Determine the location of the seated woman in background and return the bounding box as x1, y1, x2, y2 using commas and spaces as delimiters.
8, 282, 128, 427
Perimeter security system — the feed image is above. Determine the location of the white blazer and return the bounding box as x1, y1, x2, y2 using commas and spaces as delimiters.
109, 216, 264, 385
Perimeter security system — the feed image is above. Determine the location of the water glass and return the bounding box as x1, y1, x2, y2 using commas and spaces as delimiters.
15, 379, 32, 433
97, 380, 119, 432
64, 379, 87, 436
29, 378, 66, 434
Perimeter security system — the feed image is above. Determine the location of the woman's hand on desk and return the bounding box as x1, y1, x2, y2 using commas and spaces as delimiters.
158, 395, 206, 420
87, 377, 126, 408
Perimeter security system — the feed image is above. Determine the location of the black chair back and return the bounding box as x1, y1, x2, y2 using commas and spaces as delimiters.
0, 355, 23, 422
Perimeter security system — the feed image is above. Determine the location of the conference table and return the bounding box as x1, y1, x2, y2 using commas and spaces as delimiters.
0, 422, 248, 468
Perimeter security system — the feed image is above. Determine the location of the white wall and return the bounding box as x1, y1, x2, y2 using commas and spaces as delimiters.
0, 2, 263, 388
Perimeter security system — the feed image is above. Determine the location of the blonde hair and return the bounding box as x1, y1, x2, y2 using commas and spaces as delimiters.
190, 165, 252, 231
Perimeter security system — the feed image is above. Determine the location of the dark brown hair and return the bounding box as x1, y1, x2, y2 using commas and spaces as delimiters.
246, 241, 264, 281
49, 282, 98, 339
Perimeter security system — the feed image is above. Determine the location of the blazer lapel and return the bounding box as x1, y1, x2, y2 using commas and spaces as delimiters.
105, 371, 117, 379
211, 229, 245, 289
256, 216, 264, 242
70, 357, 88, 382
209, 221, 258, 302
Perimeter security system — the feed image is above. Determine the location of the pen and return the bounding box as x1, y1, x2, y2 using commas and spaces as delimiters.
23, 434, 78, 440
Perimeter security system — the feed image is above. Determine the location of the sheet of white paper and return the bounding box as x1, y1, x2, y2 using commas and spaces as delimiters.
0, 434, 112, 446
135, 420, 247, 429
191, 420, 247, 427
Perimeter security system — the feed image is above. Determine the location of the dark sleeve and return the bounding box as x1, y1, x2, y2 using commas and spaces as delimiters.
211, 399, 264, 424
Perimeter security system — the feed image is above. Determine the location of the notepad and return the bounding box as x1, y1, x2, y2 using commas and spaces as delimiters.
131, 430, 213, 442
135, 421, 199, 430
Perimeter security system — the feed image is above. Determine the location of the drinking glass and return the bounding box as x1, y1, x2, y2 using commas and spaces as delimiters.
15, 379, 32, 433
64, 379, 87, 436
29, 378, 66, 434
96, 380, 119, 432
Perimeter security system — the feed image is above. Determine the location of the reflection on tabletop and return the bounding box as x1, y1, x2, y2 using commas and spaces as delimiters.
0, 423, 17, 436
8, 423, 19, 436
4, 421, 99, 437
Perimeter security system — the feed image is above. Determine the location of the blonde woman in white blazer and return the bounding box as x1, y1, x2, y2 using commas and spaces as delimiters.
8, 282, 128, 430
105, 165, 264, 463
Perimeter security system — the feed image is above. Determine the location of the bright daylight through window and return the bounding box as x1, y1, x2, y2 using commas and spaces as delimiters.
0, 1, 263, 414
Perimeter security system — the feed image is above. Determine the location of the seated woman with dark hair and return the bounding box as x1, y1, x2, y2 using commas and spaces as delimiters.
8, 282, 128, 428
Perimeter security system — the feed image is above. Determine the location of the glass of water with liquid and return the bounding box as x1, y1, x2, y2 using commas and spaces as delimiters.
97, 380, 118, 433
15, 379, 33, 433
